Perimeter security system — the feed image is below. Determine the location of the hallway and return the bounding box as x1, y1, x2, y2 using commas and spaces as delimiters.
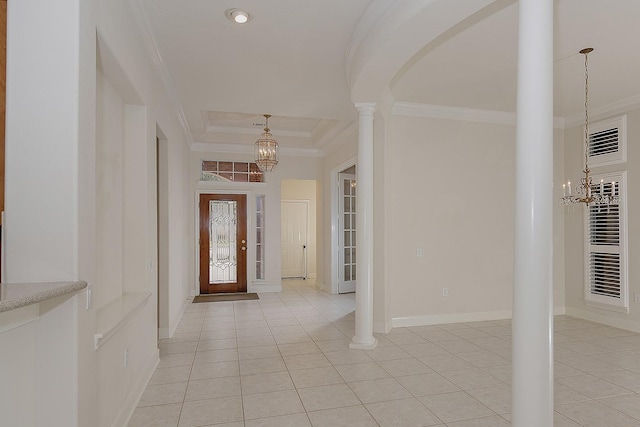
129, 280, 640, 426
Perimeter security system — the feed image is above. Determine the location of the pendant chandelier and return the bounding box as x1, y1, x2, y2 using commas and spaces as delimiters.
560, 48, 619, 206
254, 114, 279, 172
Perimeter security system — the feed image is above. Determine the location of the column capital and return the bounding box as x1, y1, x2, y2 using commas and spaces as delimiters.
355, 102, 376, 115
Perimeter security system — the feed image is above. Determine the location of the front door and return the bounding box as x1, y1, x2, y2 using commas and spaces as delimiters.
199, 194, 247, 294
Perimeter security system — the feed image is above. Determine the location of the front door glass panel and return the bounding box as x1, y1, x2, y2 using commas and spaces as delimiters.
209, 200, 238, 283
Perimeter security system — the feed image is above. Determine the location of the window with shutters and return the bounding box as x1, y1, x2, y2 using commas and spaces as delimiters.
587, 115, 626, 167
584, 171, 628, 311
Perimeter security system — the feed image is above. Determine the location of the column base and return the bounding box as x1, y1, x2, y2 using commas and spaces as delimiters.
349, 336, 378, 350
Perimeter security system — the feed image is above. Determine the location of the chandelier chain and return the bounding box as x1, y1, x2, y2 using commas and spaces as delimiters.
583, 50, 590, 172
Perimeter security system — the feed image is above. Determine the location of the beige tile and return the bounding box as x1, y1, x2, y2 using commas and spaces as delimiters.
194, 348, 238, 364
196, 338, 237, 351
237, 335, 277, 348
184, 376, 241, 401
396, 372, 460, 397
378, 358, 433, 377
239, 345, 281, 360
446, 415, 511, 427
323, 349, 373, 366
419, 353, 475, 372
592, 369, 640, 392
367, 346, 413, 362
439, 368, 505, 390
457, 350, 510, 368
160, 332, 200, 344
599, 393, 640, 420
178, 396, 244, 426
553, 412, 584, 427
273, 333, 313, 344
306, 405, 378, 427
556, 374, 634, 399
159, 341, 198, 356
128, 403, 182, 427
244, 413, 312, 427
436, 339, 484, 354
148, 365, 192, 385
277, 341, 321, 356
400, 342, 449, 358
365, 397, 443, 427
297, 384, 360, 412
419, 391, 495, 423
189, 360, 239, 380
138, 382, 187, 407
283, 353, 332, 370
554, 383, 591, 405
556, 400, 640, 427
335, 362, 390, 382
349, 377, 412, 403
239, 356, 287, 375
315, 339, 351, 353
242, 389, 305, 420
467, 385, 511, 414
199, 329, 237, 340
158, 352, 195, 368
271, 324, 307, 335
289, 366, 345, 388
386, 333, 428, 345
236, 327, 272, 338
241, 371, 295, 395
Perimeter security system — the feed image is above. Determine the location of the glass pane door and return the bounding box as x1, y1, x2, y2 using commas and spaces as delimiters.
209, 200, 238, 283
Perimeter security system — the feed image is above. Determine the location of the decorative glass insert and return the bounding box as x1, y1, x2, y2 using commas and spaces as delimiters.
209, 200, 238, 283
255, 195, 265, 280
202, 160, 264, 183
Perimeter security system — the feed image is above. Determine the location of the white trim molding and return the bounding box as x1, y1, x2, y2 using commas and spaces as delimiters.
393, 101, 566, 128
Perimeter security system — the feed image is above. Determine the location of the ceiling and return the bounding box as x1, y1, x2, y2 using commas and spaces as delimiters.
137, 0, 640, 150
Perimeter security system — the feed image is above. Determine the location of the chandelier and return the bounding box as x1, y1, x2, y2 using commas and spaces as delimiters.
254, 114, 279, 172
560, 48, 619, 206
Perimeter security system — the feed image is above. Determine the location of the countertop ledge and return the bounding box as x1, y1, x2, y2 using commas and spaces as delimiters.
0, 281, 88, 313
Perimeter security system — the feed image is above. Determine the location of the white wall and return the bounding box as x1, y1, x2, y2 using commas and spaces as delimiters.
3, 0, 192, 425
564, 107, 640, 331
281, 179, 318, 280
385, 115, 565, 326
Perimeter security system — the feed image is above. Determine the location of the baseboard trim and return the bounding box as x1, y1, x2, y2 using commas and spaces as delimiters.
565, 306, 640, 334
392, 307, 566, 329
112, 348, 160, 427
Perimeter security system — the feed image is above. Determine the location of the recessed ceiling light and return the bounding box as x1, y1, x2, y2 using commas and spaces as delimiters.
225, 8, 252, 24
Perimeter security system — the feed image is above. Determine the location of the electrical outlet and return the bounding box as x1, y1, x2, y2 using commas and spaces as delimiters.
124, 348, 128, 368
416, 248, 423, 258
635, 293, 640, 304
442, 288, 448, 297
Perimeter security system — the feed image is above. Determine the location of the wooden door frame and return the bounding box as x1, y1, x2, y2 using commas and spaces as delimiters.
196, 191, 250, 294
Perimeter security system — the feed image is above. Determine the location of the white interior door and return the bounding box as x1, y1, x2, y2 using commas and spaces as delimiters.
281, 201, 308, 278
338, 173, 356, 293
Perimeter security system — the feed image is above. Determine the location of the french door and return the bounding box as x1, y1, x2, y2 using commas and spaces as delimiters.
338, 173, 356, 293
199, 194, 247, 294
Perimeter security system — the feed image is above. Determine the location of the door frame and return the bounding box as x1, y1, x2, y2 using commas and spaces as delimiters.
195, 189, 252, 296
330, 157, 357, 294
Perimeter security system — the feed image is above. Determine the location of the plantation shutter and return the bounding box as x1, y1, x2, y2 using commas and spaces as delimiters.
585, 172, 627, 309
587, 115, 626, 167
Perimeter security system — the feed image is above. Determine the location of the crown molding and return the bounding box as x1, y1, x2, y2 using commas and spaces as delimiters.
393, 101, 565, 129
127, 0, 194, 146
190, 142, 322, 158
564, 93, 640, 128
205, 124, 312, 139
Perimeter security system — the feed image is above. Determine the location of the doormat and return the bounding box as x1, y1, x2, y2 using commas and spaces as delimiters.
192, 293, 259, 303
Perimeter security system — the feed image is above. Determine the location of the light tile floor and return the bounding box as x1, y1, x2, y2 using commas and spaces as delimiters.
129, 280, 640, 426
